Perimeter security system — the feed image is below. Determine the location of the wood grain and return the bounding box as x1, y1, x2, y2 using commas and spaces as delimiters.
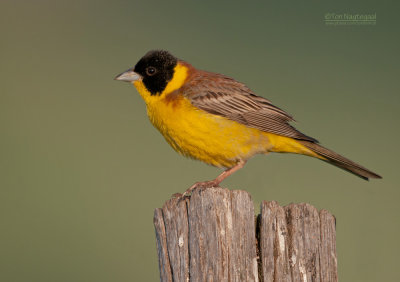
154, 187, 337, 282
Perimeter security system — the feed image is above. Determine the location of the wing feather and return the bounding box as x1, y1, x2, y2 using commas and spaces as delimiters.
181, 70, 317, 142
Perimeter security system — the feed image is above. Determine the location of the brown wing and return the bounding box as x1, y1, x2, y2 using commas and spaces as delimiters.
182, 70, 318, 142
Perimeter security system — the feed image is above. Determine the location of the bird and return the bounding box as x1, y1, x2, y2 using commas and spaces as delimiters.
115, 50, 381, 194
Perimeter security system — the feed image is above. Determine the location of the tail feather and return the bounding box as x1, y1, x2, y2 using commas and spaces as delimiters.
298, 141, 382, 180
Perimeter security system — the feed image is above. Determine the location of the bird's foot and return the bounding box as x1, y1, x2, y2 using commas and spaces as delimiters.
182, 180, 220, 197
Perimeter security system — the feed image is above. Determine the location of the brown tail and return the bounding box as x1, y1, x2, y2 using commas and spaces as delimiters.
298, 140, 382, 180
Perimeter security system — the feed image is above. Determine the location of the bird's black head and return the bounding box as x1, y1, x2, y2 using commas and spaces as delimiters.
133, 50, 178, 95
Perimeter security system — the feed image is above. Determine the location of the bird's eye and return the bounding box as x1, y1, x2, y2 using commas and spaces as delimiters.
146, 67, 157, 76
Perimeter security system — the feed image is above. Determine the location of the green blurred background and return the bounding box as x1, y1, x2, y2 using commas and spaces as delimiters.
1, 1, 399, 281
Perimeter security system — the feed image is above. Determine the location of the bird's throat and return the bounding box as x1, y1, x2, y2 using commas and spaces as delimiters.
133, 62, 189, 105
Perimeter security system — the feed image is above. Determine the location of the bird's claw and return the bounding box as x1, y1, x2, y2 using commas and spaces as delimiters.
182, 180, 220, 197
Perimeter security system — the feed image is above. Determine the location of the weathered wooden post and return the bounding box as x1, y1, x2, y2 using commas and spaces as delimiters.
154, 187, 337, 282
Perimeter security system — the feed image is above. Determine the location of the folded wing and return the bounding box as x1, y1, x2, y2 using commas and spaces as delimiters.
182, 71, 317, 142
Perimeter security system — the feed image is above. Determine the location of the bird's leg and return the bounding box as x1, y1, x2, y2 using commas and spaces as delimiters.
183, 160, 247, 196
213, 159, 247, 184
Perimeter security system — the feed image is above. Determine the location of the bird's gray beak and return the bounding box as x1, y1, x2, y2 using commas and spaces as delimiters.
114, 69, 142, 82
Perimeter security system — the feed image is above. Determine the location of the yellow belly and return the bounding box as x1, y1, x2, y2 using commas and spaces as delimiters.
146, 95, 272, 167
